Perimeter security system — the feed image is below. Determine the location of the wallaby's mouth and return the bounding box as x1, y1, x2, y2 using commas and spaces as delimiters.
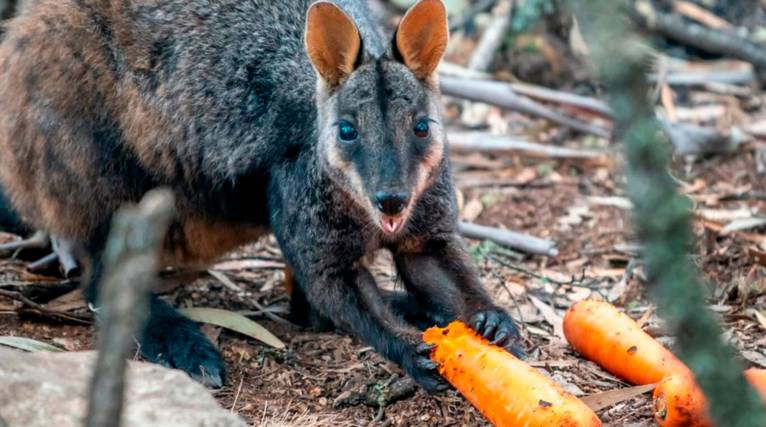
379, 214, 406, 235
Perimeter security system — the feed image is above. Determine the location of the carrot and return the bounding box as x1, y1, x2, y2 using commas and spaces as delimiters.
653, 369, 766, 427
563, 300, 692, 385
423, 321, 601, 427
744, 368, 766, 394
653, 374, 711, 427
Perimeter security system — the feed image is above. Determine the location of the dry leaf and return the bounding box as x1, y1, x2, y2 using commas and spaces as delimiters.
208, 270, 244, 293
528, 295, 564, 340
581, 384, 656, 412
747, 309, 766, 331
741, 350, 766, 368
45, 289, 87, 312
0, 336, 64, 352
180, 307, 286, 349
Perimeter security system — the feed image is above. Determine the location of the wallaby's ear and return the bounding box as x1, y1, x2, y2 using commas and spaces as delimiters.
305, 1, 362, 86
394, 0, 449, 80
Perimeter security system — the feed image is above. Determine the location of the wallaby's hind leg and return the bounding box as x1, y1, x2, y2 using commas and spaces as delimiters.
85, 248, 226, 388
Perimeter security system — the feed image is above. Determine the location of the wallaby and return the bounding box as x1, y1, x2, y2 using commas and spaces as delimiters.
0, 0, 522, 391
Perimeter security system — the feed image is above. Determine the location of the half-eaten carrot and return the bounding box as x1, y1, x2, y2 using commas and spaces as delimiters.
563, 300, 692, 385
423, 320, 601, 427
653, 369, 766, 427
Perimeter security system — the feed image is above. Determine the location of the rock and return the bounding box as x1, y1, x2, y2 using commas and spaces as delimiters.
0, 348, 246, 427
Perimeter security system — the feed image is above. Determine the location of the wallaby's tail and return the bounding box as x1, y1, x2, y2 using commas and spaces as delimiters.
0, 184, 28, 235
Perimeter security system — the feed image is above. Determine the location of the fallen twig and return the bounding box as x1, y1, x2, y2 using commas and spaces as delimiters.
650, 70, 757, 86
51, 237, 80, 278
86, 189, 176, 427
506, 82, 614, 118
0, 230, 48, 256
458, 221, 558, 257
449, 131, 609, 159
440, 76, 612, 138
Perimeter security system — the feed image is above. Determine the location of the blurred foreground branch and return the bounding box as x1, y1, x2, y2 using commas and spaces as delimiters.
572, 1, 766, 426
85, 189, 176, 427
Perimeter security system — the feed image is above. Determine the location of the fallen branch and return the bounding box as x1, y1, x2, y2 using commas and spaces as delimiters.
627, 0, 766, 75
440, 76, 612, 138
0, 230, 48, 256
449, 131, 609, 159
443, 75, 745, 157
86, 189, 176, 427
458, 221, 558, 257
506, 82, 614, 118
651, 70, 757, 86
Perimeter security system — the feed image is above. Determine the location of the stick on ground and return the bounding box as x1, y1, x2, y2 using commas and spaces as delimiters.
441, 76, 612, 139
459, 221, 558, 257
448, 131, 609, 159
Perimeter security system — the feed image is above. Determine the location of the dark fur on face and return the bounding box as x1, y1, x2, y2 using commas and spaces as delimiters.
317, 60, 445, 238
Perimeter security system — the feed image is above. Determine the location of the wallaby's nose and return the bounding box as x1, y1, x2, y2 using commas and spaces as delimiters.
374, 191, 410, 216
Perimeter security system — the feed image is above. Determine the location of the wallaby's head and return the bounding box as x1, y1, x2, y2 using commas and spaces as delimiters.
305, 0, 449, 237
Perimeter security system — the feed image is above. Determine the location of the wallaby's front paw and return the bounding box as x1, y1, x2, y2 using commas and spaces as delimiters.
402, 342, 450, 394
140, 319, 226, 388
469, 308, 524, 357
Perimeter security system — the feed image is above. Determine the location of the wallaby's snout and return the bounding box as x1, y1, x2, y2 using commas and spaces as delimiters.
375, 189, 410, 234
373, 190, 410, 216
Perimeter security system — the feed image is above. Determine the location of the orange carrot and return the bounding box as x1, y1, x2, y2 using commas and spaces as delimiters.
563, 300, 692, 385
744, 368, 766, 395
653, 374, 711, 427
423, 321, 602, 427
653, 369, 766, 427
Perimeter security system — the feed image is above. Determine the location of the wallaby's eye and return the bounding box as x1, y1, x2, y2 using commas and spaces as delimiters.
413, 119, 430, 139
337, 120, 359, 143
